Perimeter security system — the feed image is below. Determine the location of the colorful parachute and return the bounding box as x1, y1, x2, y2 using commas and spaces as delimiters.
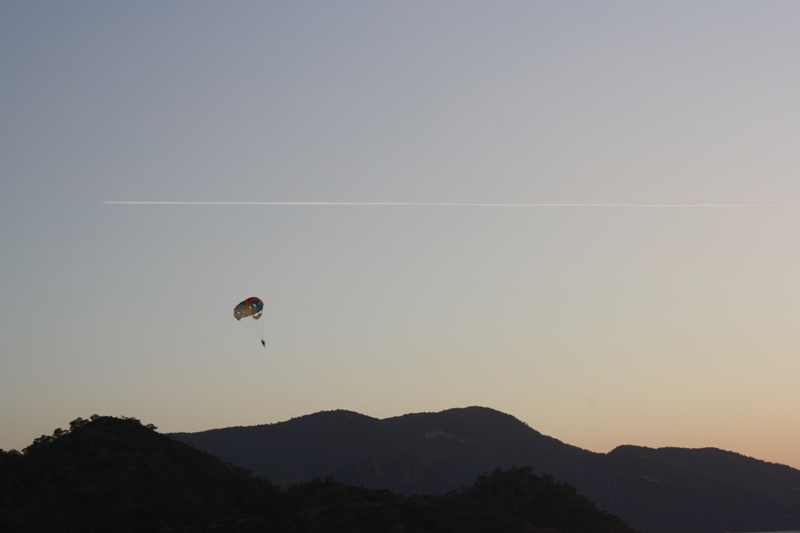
234, 297, 265, 345
234, 297, 264, 320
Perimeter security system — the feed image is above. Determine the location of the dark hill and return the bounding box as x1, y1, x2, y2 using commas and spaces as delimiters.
172, 406, 800, 533
0, 415, 639, 533
582, 444, 800, 533
0, 416, 279, 531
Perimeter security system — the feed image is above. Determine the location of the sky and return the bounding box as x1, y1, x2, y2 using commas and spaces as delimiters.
2, 1, 800, 469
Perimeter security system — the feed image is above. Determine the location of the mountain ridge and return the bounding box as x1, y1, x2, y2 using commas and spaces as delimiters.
171, 406, 800, 533
0, 415, 639, 532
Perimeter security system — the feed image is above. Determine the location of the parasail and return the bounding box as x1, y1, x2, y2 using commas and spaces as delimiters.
234, 297, 265, 346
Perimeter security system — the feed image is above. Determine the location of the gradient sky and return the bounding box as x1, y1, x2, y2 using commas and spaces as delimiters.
2, 1, 800, 469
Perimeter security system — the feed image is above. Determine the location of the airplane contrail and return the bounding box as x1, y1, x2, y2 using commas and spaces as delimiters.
103, 201, 800, 207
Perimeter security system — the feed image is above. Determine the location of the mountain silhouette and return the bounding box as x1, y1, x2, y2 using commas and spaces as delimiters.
172, 406, 800, 533
176, 407, 592, 493
1, 415, 638, 532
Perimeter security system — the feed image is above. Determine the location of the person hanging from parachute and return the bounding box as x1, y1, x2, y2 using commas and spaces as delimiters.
234, 296, 265, 347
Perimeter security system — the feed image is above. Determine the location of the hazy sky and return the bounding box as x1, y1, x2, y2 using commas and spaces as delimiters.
2, 1, 799, 469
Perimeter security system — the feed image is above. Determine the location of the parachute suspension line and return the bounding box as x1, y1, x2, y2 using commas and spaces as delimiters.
238, 316, 265, 343
238, 318, 257, 340
248, 318, 262, 342
263, 339, 374, 416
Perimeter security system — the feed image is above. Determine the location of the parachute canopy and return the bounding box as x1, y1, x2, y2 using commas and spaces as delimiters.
234, 297, 264, 321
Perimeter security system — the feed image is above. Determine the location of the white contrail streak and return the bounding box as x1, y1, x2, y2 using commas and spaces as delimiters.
103, 201, 800, 207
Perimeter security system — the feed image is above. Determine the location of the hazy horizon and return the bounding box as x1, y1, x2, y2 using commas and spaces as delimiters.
2, 1, 799, 469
